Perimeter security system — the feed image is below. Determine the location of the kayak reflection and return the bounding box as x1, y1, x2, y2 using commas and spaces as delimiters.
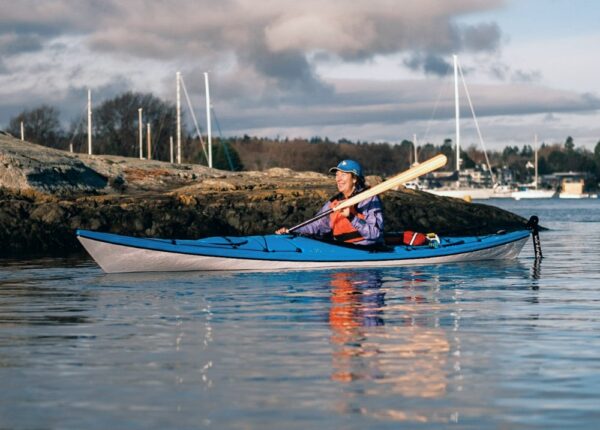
329, 270, 385, 333
328, 270, 455, 422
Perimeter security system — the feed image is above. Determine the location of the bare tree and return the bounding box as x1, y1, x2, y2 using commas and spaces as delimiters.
89, 92, 179, 160
8, 105, 64, 148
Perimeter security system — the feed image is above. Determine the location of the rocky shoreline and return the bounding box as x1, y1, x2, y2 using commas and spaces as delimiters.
0, 133, 530, 257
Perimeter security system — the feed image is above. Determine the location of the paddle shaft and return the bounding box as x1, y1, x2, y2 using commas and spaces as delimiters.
288, 154, 447, 233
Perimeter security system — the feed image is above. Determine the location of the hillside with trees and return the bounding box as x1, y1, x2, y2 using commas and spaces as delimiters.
226, 135, 599, 189
3, 92, 600, 189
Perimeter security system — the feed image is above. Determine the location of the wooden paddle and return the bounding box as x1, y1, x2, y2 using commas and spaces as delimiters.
288, 153, 448, 232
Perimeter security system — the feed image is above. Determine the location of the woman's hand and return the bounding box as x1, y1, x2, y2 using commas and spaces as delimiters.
332, 200, 352, 218
275, 227, 289, 235
340, 205, 358, 219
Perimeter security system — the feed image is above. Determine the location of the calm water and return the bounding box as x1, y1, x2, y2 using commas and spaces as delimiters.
1, 199, 600, 429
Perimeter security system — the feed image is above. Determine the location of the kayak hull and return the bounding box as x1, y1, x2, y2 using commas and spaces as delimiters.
77, 230, 530, 274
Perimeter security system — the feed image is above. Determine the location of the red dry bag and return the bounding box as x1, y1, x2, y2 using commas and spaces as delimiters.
402, 231, 428, 246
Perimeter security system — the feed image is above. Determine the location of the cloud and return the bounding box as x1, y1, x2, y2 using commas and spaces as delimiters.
460, 22, 502, 52
62, 76, 134, 121
241, 44, 333, 97
2, 0, 600, 149
511, 69, 542, 83
488, 62, 509, 80
0, 33, 43, 57
0, 0, 506, 88
403, 53, 453, 76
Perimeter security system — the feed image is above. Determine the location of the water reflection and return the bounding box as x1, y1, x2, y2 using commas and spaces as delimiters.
0, 280, 95, 327
327, 270, 456, 423
0, 273, 97, 371
531, 256, 542, 283
328, 271, 384, 383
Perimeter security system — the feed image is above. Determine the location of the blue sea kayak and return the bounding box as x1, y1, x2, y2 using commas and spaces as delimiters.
76, 229, 531, 273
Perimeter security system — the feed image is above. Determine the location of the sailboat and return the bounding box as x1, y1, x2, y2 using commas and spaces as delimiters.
426, 55, 512, 200
511, 134, 557, 200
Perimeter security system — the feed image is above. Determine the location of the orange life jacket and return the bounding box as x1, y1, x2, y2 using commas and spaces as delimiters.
330, 199, 366, 243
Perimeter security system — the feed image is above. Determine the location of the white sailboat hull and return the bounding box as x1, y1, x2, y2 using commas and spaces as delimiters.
559, 193, 598, 199
426, 188, 513, 200
427, 189, 493, 199
512, 189, 557, 200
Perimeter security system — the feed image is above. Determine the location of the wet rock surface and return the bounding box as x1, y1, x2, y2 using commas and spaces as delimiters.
0, 134, 529, 257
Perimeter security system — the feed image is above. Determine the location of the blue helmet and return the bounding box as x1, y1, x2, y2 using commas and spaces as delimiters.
329, 159, 364, 178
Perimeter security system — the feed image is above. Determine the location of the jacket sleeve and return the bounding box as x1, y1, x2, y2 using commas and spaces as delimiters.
294, 201, 333, 237
349, 196, 384, 244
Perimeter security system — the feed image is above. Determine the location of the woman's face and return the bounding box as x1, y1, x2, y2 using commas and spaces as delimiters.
335, 171, 357, 197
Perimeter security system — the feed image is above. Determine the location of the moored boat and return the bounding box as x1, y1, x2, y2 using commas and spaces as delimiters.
423, 56, 514, 201
77, 228, 531, 274
511, 135, 557, 200
559, 192, 598, 199
427, 186, 513, 200
512, 188, 557, 200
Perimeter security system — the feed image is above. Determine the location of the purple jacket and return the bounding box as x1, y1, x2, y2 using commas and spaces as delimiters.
295, 194, 384, 245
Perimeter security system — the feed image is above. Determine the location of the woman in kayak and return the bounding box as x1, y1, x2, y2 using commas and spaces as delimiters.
275, 160, 384, 245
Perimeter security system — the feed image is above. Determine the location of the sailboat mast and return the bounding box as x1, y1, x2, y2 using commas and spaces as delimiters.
87, 89, 92, 155
453, 55, 460, 172
204, 72, 212, 168
412, 133, 418, 165
138, 108, 143, 159
534, 134, 538, 190
176, 71, 182, 164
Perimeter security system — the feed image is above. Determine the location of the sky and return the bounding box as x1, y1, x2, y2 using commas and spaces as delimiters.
0, 0, 599, 151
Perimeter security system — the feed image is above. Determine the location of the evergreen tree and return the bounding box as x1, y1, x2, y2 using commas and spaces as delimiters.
520, 144, 533, 157
595, 140, 600, 177
440, 139, 455, 170
564, 136, 575, 151
461, 150, 476, 169
547, 150, 566, 172
537, 156, 549, 175
196, 139, 244, 171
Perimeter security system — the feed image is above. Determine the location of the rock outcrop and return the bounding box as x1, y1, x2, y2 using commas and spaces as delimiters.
0, 134, 529, 257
